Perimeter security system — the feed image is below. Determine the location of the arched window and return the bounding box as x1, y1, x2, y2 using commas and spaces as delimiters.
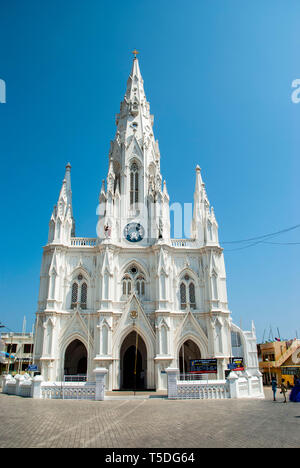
180, 274, 196, 310
180, 283, 186, 309
122, 275, 132, 296
136, 275, 145, 297
71, 282, 78, 309
122, 265, 146, 298
130, 162, 139, 207
231, 331, 242, 349
70, 275, 88, 309
189, 282, 196, 309
81, 282, 87, 309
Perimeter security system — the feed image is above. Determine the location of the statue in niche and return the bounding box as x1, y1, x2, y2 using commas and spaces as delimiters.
104, 224, 111, 239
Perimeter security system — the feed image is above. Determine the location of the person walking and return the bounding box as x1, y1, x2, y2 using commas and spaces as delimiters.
271, 377, 278, 401
280, 379, 288, 403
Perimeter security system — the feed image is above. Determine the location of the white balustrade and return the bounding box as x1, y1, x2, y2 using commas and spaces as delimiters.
70, 238, 97, 247
41, 381, 96, 400
171, 239, 196, 248
166, 368, 264, 400
176, 381, 229, 400
2, 374, 100, 401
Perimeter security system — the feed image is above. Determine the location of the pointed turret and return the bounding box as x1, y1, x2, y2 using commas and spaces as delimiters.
48, 163, 75, 245
191, 165, 205, 244
191, 165, 219, 246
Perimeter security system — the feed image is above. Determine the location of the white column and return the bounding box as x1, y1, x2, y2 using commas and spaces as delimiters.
227, 371, 239, 399
31, 376, 44, 399
15, 375, 25, 396
93, 367, 108, 401
166, 367, 179, 399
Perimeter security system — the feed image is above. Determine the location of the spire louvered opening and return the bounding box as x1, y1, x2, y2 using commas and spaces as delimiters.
130, 162, 139, 207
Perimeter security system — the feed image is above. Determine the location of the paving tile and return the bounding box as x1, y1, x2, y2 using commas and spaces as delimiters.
0, 389, 299, 448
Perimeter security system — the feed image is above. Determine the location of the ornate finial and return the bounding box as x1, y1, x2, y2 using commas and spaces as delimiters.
132, 49, 139, 59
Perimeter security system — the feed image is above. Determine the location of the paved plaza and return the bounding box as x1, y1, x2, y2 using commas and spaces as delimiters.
0, 388, 299, 448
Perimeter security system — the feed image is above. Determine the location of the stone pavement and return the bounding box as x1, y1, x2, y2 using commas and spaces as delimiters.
0, 388, 299, 448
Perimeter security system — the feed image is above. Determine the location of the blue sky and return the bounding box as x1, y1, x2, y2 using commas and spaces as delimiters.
0, 0, 299, 340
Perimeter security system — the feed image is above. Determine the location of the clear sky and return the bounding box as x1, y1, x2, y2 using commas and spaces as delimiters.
0, 0, 299, 341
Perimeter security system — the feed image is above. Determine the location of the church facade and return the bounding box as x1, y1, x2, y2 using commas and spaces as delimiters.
33, 56, 260, 391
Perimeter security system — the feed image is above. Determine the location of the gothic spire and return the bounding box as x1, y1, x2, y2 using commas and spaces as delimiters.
48, 163, 75, 244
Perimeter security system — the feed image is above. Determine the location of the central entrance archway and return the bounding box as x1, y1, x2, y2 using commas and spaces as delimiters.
64, 339, 87, 376
120, 331, 147, 390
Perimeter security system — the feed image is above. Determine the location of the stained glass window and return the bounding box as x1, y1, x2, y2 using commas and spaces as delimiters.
136, 276, 145, 297
122, 266, 145, 298
81, 282, 87, 309
189, 282, 196, 309
180, 283, 187, 309
122, 276, 132, 296
71, 282, 78, 309
180, 275, 197, 310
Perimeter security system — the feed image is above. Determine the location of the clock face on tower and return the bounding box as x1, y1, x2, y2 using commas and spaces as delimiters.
124, 222, 145, 243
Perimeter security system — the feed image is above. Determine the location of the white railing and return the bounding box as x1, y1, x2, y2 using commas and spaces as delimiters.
171, 239, 196, 248
176, 380, 229, 400
166, 368, 265, 400
2, 368, 107, 401
41, 381, 96, 400
70, 238, 97, 247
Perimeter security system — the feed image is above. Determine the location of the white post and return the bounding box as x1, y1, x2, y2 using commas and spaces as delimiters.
2, 375, 10, 393
15, 375, 25, 396
93, 367, 108, 401
227, 371, 239, 399
31, 375, 44, 399
166, 367, 179, 399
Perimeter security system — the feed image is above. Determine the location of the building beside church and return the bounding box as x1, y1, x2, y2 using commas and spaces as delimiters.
33, 56, 260, 391
0, 332, 34, 374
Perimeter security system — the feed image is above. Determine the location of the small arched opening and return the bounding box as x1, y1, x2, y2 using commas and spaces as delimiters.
179, 339, 201, 374
64, 339, 87, 376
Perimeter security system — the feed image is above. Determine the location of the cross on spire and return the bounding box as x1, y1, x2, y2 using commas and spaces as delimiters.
132, 49, 139, 59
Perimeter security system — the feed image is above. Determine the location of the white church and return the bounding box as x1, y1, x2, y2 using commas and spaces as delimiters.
33, 55, 260, 391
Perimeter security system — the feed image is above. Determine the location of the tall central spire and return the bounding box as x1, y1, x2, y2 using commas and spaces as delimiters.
97, 54, 170, 244
114, 54, 154, 150
110, 54, 162, 189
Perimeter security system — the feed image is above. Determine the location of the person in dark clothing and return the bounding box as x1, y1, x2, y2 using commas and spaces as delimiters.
290, 378, 300, 402
271, 377, 278, 401
280, 379, 288, 403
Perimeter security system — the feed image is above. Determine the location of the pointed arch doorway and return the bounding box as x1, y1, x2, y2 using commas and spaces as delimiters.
64, 339, 87, 376
179, 339, 201, 374
120, 331, 147, 390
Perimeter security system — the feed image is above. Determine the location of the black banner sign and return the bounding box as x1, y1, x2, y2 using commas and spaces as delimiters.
189, 359, 218, 374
